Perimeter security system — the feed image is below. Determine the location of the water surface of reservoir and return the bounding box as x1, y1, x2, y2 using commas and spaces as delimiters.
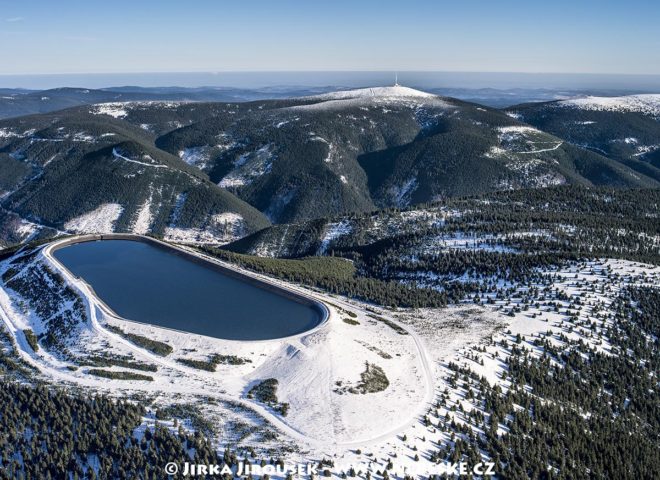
53, 239, 324, 340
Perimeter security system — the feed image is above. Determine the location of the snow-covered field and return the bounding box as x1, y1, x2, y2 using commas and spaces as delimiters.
0, 127, 35, 139
90, 101, 184, 119
495, 125, 564, 155
0, 234, 656, 476
497, 125, 541, 135
352, 258, 658, 476
90, 103, 129, 118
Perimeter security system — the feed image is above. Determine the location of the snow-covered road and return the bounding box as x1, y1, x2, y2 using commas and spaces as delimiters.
517, 141, 563, 154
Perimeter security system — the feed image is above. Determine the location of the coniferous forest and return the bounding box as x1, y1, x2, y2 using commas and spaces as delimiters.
0, 75, 658, 480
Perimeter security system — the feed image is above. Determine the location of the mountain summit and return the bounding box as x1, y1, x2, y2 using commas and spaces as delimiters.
311, 85, 437, 100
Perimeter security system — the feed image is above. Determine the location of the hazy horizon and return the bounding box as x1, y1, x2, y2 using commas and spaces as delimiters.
2, 71, 660, 92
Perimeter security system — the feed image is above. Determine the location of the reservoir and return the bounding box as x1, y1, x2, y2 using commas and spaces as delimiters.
52, 239, 325, 341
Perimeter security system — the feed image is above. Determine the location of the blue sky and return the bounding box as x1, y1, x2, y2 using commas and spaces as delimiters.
1, 0, 659, 75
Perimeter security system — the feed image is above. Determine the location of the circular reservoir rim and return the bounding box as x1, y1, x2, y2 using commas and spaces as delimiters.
44, 233, 331, 343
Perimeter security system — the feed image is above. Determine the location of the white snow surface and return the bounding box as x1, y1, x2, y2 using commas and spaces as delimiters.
494, 125, 564, 157
313, 85, 436, 100
317, 221, 352, 254
90, 103, 128, 118
218, 145, 274, 188
497, 125, 542, 134
164, 212, 245, 244
558, 94, 660, 116
90, 101, 184, 118
112, 148, 169, 169
389, 177, 418, 207
64, 203, 123, 234
132, 199, 153, 235
14, 219, 41, 242
178, 146, 211, 167
0, 127, 34, 139
0, 128, 18, 138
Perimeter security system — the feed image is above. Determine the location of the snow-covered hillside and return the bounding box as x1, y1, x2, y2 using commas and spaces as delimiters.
558, 94, 660, 116
64, 203, 124, 234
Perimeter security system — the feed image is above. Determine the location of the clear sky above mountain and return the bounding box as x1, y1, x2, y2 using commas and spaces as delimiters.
1, 0, 659, 75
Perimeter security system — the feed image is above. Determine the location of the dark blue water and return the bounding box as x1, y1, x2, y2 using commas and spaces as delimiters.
53, 239, 323, 340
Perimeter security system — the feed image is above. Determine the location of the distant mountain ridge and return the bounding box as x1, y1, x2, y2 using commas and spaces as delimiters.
0, 86, 657, 246
153, 86, 656, 222
5, 85, 659, 120
0, 86, 357, 120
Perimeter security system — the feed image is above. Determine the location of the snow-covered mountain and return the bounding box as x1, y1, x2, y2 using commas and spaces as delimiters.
0, 109, 270, 247
155, 87, 656, 223
311, 85, 437, 100
557, 94, 660, 116
0, 87, 657, 245
0, 86, 659, 480
508, 93, 660, 182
